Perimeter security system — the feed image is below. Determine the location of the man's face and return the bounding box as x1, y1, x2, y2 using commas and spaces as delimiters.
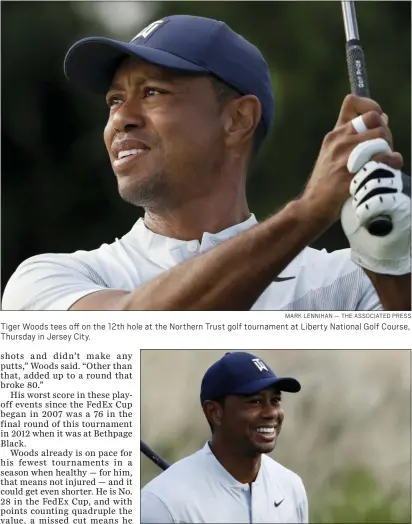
104, 57, 228, 210
217, 387, 285, 456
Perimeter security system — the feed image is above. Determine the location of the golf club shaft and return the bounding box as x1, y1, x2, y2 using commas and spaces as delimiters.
341, 1, 392, 236
342, 1, 370, 98
141, 440, 170, 471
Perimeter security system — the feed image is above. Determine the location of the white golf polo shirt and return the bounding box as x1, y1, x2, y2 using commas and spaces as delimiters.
2, 214, 381, 310
141, 442, 308, 524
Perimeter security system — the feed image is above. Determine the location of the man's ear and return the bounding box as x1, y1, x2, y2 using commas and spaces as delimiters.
223, 95, 261, 147
203, 400, 223, 429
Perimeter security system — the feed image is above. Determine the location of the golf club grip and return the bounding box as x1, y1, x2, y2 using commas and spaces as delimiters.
346, 40, 393, 236
141, 441, 170, 471
346, 39, 370, 97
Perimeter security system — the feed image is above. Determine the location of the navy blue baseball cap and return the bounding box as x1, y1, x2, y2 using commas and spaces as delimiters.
200, 352, 301, 404
64, 15, 274, 136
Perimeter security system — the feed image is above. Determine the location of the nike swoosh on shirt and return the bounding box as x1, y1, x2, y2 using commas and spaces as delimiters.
274, 499, 285, 507
273, 276, 296, 282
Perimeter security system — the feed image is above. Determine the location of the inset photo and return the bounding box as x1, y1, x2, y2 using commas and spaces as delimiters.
141, 349, 411, 523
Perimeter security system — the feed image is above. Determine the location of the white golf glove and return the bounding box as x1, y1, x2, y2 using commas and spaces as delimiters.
341, 139, 411, 275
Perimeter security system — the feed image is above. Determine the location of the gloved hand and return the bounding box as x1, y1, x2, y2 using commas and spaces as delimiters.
341, 138, 411, 275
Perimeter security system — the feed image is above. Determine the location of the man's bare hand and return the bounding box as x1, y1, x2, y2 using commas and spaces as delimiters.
301, 94, 403, 223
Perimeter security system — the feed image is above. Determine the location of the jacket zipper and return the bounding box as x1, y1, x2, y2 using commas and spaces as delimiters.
249, 483, 253, 523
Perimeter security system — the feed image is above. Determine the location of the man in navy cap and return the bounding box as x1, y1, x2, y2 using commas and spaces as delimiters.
141, 351, 308, 523
3, 15, 410, 311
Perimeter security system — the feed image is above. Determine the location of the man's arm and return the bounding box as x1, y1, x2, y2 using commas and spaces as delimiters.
296, 478, 309, 524
141, 492, 175, 524
364, 272, 411, 310
71, 198, 330, 310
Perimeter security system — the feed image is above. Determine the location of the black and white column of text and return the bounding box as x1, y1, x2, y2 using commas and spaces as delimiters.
0, 339, 137, 524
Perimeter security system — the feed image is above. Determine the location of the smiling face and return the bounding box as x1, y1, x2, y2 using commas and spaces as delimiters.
103, 57, 231, 210
206, 387, 285, 456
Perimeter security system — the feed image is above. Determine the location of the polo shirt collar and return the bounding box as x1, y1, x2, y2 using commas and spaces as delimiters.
201, 441, 264, 489
131, 214, 258, 266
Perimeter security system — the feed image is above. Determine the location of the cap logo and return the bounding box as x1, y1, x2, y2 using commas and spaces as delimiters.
252, 358, 268, 372
131, 20, 165, 41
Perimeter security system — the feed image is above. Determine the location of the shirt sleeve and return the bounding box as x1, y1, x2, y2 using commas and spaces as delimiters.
141, 492, 175, 523
297, 479, 309, 524
2, 253, 108, 311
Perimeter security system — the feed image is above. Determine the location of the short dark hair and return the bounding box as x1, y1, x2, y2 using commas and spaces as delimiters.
210, 76, 266, 158
205, 395, 227, 434
211, 75, 240, 105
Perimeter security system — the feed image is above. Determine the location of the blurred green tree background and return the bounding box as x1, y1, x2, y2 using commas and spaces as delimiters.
141, 350, 411, 523
2, 2, 410, 293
